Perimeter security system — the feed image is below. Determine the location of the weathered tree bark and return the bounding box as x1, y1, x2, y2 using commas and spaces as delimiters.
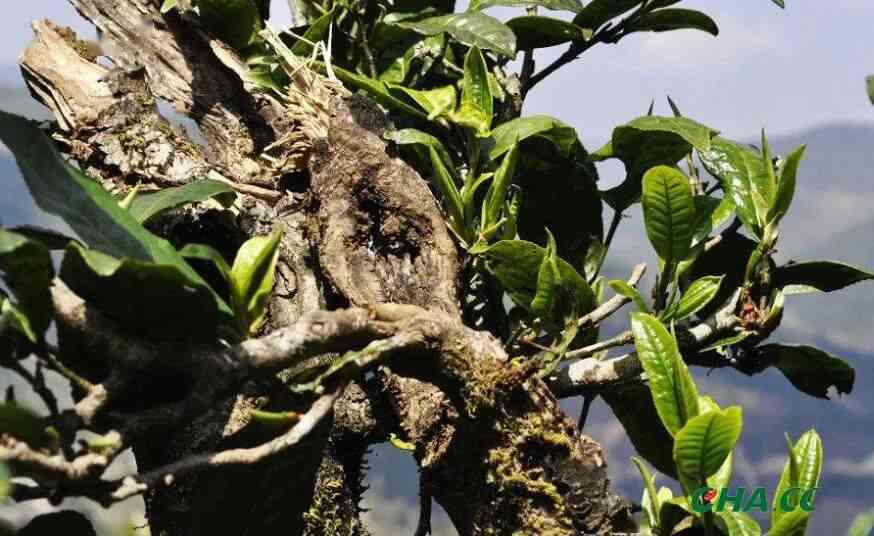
16, 1, 634, 534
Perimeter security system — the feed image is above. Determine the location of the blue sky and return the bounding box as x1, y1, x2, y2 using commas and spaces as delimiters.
1, 0, 871, 140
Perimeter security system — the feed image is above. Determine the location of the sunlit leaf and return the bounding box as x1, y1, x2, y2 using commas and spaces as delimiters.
230, 232, 282, 337
642, 166, 695, 265
673, 407, 743, 493
127, 180, 235, 223
393, 12, 517, 57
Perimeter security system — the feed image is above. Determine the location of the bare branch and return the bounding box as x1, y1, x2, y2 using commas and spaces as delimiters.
578, 263, 647, 329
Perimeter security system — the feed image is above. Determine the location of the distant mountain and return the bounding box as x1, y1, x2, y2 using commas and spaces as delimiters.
1, 84, 873, 535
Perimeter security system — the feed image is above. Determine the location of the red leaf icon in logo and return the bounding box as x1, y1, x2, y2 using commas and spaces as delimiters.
703, 489, 717, 503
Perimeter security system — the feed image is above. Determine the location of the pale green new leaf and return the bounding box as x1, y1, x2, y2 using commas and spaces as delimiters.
633, 457, 662, 531
642, 166, 696, 265
388, 84, 457, 120
451, 46, 494, 136
673, 407, 743, 493
769, 510, 810, 536
128, 180, 235, 223
230, 232, 282, 337
483, 140, 519, 230
488, 115, 579, 160
767, 145, 806, 228
717, 511, 762, 536
631, 312, 700, 436
385, 128, 459, 182
609, 279, 650, 313
847, 510, 874, 536
666, 275, 723, 321
772, 430, 822, 528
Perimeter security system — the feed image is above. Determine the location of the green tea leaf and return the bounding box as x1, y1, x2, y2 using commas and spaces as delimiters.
602, 381, 678, 478
470, 0, 584, 13
774, 261, 874, 294
666, 275, 723, 321
388, 84, 457, 120
0, 403, 46, 448
758, 344, 854, 399
451, 46, 494, 136
847, 510, 874, 536
772, 430, 822, 528
632, 456, 662, 531
597, 115, 718, 211
197, 0, 262, 50
179, 243, 231, 281
673, 407, 743, 493
428, 146, 466, 231
0, 229, 53, 342
769, 510, 810, 536
483, 140, 519, 230
717, 511, 762, 536
385, 128, 459, 182
506, 16, 589, 50
61, 243, 232, 340
631, 312, 700, 436
630, 8, 719, 36
767, 145, 806, 228
291, 8, 335, 56
230, 231, 282, 337
698, 137, 772, 237
394, 12, 517, 57
573, 0, 643, 30
488, 115, 579, 160
642, 166, 696, 265
481, 240, 594, 316
330, 66, 429, 120
128, 180, 235, 223
609, 279, 650, 313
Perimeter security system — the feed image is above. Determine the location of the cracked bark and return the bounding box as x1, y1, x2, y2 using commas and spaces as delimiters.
14, 1, 634, 534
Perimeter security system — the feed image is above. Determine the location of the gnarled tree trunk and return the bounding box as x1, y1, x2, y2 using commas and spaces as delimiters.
17, 1, 634, 534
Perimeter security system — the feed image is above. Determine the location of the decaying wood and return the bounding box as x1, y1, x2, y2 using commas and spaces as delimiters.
16, 1, 636, 534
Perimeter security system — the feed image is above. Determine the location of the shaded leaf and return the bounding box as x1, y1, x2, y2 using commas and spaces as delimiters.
0, 403, 45, 448
596, 115, 718, 211
633, 457, 662, 531
179, 243, 231, 281
128, 180, 235, 224
602, 381, 678, 478
774, 261, 874, 294
758, 344, 854, 399
394, 12, 517, 57
60, 243, 231, 341
6, 225, 76, 250
0, 229, 53, 342
573, 0, 643, 30
197, 0, 262, 50
631, 313, 700, 436
506, 16, 589, 50
428, 146, 467, 233
291, 8, 335, 56
481, 240, 594, 316
385, 128, 459, 182
630, 9, 719, 36
867, 76, 874, 105
19, 511, 97, 536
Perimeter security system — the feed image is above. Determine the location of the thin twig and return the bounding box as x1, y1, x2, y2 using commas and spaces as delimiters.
579, 263, 647, 329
